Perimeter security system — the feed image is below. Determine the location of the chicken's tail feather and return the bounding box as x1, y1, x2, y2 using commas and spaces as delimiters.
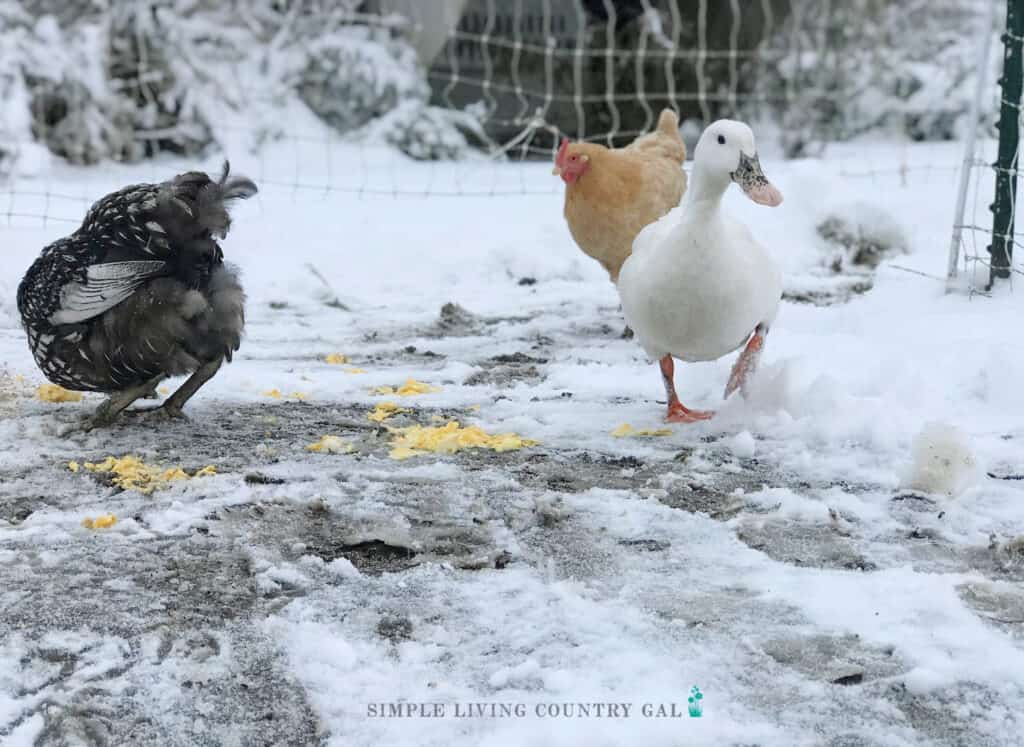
656, 109, 686, 161
656, 109, 679, 136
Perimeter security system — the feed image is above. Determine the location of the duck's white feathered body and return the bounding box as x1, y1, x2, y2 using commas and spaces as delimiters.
619, 203, 781, 362
614, 119, 783, 421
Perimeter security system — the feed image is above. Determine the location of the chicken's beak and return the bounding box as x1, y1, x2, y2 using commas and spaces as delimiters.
731, 152, 783, 207
552, 165, 562, 176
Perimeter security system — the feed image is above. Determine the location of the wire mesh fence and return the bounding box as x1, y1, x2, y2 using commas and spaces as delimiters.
948, 0, 1024, 292
0, 0, 1008, 249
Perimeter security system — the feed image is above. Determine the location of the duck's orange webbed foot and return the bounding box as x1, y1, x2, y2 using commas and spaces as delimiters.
666, 402, 715, 423
659, 355, 715, 424
724, 324, 767, 399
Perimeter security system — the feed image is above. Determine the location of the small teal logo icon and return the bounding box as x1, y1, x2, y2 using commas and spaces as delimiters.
687, 686, 704, 718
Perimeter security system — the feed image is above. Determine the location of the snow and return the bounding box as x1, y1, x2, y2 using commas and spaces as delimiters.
1, 138, 1023, 745
903, 422, 980, 498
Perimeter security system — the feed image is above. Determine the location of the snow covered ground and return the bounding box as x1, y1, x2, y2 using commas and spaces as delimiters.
1, 139, 1023, 747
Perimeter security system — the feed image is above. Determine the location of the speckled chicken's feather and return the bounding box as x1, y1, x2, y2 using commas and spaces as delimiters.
17, 162, 255, 393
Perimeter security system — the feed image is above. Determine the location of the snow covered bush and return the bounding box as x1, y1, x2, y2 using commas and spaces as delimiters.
0, 4, 126, 168
761, 0, 996, 157
106, 0, 221, 159
25, 17, 137, 165
297, 24, 427, 135
0, 0, 214, 167
0, 0, 481, 171
294, 19, 481, 160
363, 101, 486, 161
0, 4, 29, 175
816, 204, 908, 275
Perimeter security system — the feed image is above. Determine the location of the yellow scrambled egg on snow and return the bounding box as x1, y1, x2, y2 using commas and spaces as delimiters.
611, 424, 673, 438
367, 402, 409, 423
36, 384, 83, 403
324, 353, 349, 365
71, 456, 217, 494
82, 513, 117, 530
372, 378, 441, 397
262, 389, 308, 401
388, 421, 537, 460
307, 435, 354, 454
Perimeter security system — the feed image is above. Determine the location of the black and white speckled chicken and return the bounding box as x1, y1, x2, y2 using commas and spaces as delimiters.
17, 162, 257, 428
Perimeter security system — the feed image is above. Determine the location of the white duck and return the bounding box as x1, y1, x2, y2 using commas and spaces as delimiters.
617, 119, 783, 423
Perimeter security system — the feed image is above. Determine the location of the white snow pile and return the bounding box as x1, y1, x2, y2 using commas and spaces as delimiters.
902, 421, 980, 498
816, 202, 909, 274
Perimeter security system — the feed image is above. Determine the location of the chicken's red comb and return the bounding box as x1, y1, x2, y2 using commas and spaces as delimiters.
555, 137, 569, 167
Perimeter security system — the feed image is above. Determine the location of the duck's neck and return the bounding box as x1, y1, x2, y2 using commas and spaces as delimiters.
685, 161, 730, 217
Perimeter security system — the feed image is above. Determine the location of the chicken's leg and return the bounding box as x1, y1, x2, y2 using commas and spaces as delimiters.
160, 357, 224, 418
83, 374, 168, 431
724, 324, 767, 399
660, 355, 714, 423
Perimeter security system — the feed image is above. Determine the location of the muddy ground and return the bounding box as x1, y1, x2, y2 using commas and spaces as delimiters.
2, 289, 1023, 747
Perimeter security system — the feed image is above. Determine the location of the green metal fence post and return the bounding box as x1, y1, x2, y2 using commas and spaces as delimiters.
989, 0, 1024, 285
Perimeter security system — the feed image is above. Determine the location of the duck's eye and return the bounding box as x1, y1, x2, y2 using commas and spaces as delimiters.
717, 135, 726, 145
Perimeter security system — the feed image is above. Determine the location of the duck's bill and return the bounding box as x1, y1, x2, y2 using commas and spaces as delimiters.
732, 152, 783, 207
